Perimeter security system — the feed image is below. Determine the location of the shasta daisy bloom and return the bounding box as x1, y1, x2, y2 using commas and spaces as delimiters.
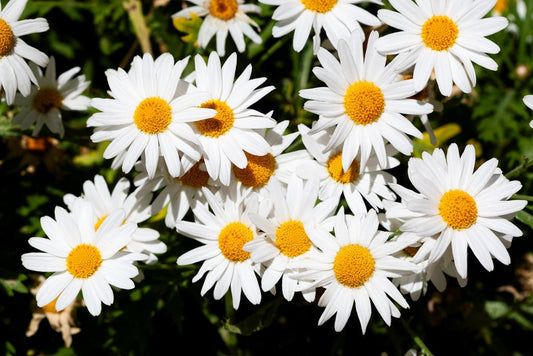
87, 53, 216, 179
21, 200, 145, 316
11, 56, 90, 138
374, 0, 509, 96
133, 157, 213, 228
0, 0, 49, 104
191, 52, 275, 186
296, 208, 416, 332
389, 143, 526, 279
172, 0, 262, 56
300, 30, 433, 171
176, 183, 263, 309
523, 95, 533, 128
244, 176, 338, 302
297, 123, 398, 214
261, 0, 381, 52
232, 120, 312, 192
63, 175, 166, 264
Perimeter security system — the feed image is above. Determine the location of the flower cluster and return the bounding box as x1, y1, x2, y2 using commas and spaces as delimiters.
3, 0, 529, 343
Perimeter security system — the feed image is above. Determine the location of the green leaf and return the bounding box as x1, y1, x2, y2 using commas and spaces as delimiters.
485, 300, 510, 319
516, 210, 533, 229
223, 298, 282, 336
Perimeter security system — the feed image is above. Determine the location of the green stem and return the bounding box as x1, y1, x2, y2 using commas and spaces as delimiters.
400, 318, 434, 356
123, 0, 152, 55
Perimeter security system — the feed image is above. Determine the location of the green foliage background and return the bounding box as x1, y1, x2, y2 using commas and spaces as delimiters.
1, 0, 533, 355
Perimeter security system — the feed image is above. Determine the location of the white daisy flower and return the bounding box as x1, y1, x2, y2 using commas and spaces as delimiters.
297, 123, 399, 214
21, 200, 145, 316
375, 0, 509, 96
300, 30, 433, 170
232, 120, 312, 193
244, 176, 338, 302
0, 0, 49, 104
63, 175, 167, 264
172, 0, 262, 56
133, 157, 214, 228
261, 0, 381, 52
87, 53, 216, 179
523, 94, 533, 128
191, 52, 275, 186
176, 183, 264, 309
388, 143, 526, 279
11, 56, 90, 138
296, 208, 416, 332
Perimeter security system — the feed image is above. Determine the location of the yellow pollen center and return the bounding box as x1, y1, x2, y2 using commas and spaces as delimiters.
233, 152, 276, 188
327, 152, 360, 184
403, 245, 420, 258
334, 244, 375, 288
196, 99, 234, 137
41, 297, 60, 313
177, 160, 210, 188
133, 97, 172, 134
344, 81, 385, 125
66, 244, 103, 279
494, 0, 509, 14
209, 0, 238, 20
94, 215, 108, 231
218, 222, 253, 262
275, 220, 311, 258
300, 0, 338, 13
0, 18, 15, 57
438, 190, 477, 230
421, 16, 459, 51
32, 88, 63, 114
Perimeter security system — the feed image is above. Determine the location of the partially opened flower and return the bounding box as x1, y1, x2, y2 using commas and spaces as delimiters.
261, 0, 381, 52
172, 0, 262, 56
87, 53, 216, 178
523, 95, 533, 128
12, 56, 90, 138
21, 200, 145, 316
387, 144, 526, 279
176, 183, 263, 309
296, 208, 416, 332
0, 0, 49, 104
375, 0, 509, 96
300, 30, 433, 170
191, 52, 275, 186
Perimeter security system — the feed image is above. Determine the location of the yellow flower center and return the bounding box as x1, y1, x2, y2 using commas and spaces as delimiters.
334, 244, 375, 288
344, 81, 385, 125
438, 190, 477, 230
421, 15, 459, 52
32, 88, 63, 114
218, 222, 254, 262
403, 245, 420, 258
41, 296, 60, 313
177, 160, 210, 188
300, 0, 338, 13
494, 0, 509, 14
94, 215, 108, 231
233, 152, 276, 188
327, 152, 360, 184
0, 18, 15, 57
66, 244, 103, 279
133, 97, 172, 134
209, 0, 238, 20
196, 99, 235, 137
275, 220, 311, 258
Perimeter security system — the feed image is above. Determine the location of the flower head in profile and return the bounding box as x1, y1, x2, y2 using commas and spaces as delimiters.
387, 144, 526, 279
12, 56, 90, 138
0, 0, 49, 104
176, 183, 263, 309
296, 208, 416, 332
375, 0, 509, 96
21, 200, 145, 316
191, 52, 275, 186
87, 53, 216, 179
63, 175, 167, 263
523, 95, 533, 128
172, 0, 262, 56
300, 30, 433, 171
261, 0, 381, 52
